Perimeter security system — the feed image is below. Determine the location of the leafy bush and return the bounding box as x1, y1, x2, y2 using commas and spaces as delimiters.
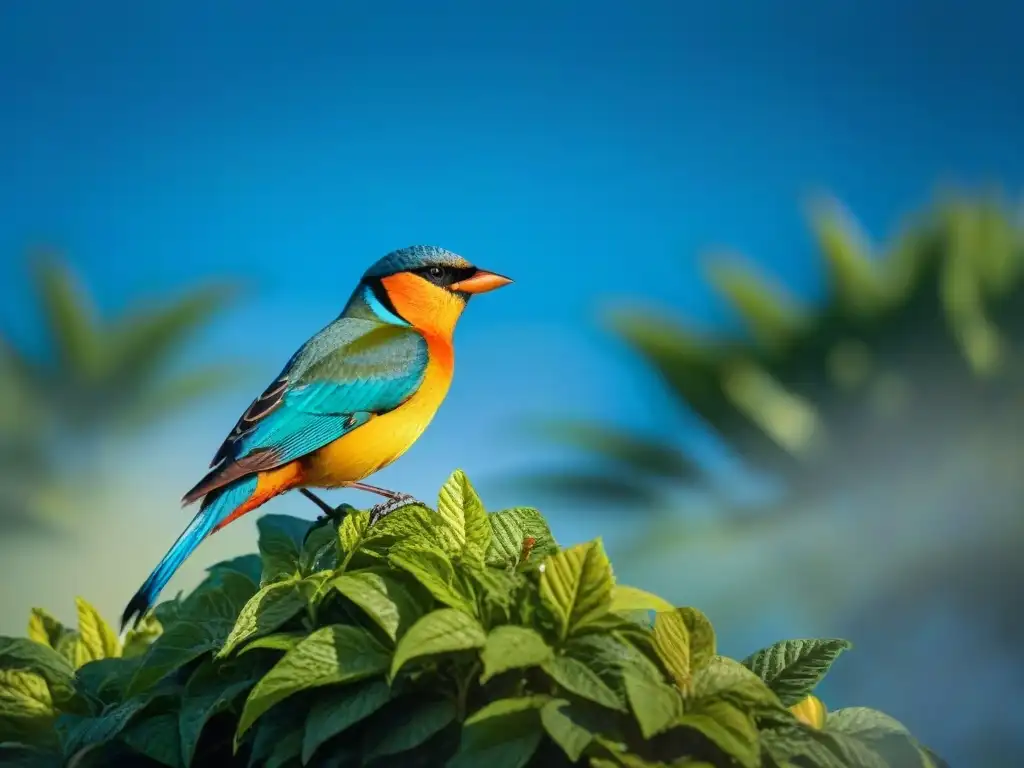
0, 470, 945, 767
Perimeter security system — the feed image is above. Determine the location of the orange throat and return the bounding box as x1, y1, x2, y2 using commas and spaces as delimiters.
380, 272, 466, 342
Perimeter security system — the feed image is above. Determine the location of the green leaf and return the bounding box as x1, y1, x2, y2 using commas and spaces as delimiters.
741, 638, 852, 706
0, 741, 63, 768
257, 514, 310, 585
330, 567, 428, 643
437, 469, 491, 565
75, 657, 140, 706
338, 511, 372, 560
652, 609, 692, 690
55, 634, 91, 671
761, 725, 839, 767
360, 502, 438, 550
27, 609, 70, 650
390, 609, 486, 679
565, 630, 666, 700
73, 598, 120, 663
126, 623, 210, 697
486, 507, 559, 568
206, 554, 264, 586
128, 572, 256, 696
363, 699, 457, 760
388, 544, 475, 614
300, 522, 339, 574
217, 579, 308, 659
57, 690, 167, 756
467, 567, 525, 628
809, 729, 890, 768
237, 633, 304, 656
300, 570, 333, 606
0, 669, 54, 742
675, 607, 715, 671
538, 539, 614, 641
247, 704, 306, 768
301, 678, 391, 764
122, 615, 163, 659
542, 655, 625, 712
692, 656, 785, 713
0, 638, 75, 705
122, 711, 183, 768
623, 667, 682, 739
448, 696, 547, 768
609, 586, 674, 615
179, 677, 252, 767
827, 707, 909, 740
827, 707, 935, 767
235, 624, 390, 741
588, 757, 678, 768
539, 698, 594, 762
673, 698, 760, 768
480, 626, 553, 683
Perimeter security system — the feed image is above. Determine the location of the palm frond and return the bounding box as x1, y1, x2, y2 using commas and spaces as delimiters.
105, 283, 240, 395
703, 255, 810, 352
806, 197, 889, 316
606, 308, 803, 472
29, 258, 100, 381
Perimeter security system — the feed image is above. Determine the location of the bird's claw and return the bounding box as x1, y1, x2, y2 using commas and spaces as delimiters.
369, 494, 420, 527
302, 503, 357, 545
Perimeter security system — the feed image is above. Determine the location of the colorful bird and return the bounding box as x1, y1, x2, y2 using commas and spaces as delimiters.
120, 245, 511, 631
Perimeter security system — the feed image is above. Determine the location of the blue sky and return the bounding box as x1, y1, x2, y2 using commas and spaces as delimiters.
3, 0, 1022, 498
2, 1, 1023, 759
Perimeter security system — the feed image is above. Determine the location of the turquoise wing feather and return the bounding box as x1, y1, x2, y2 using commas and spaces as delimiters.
183, 319, 428, 502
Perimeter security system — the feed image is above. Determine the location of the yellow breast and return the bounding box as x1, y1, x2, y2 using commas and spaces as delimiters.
300, 340, 453, 487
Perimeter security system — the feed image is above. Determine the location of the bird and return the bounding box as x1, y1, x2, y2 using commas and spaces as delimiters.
120, 245, 512, 632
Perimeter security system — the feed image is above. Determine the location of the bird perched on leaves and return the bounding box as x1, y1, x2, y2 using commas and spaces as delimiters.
121, 245, 511, 631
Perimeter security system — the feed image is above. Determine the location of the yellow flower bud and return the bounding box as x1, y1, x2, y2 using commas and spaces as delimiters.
789, 694, 827, 729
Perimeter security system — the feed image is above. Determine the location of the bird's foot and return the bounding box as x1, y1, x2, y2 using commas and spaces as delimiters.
303, 503, 357, 545
368, 494, 420, 527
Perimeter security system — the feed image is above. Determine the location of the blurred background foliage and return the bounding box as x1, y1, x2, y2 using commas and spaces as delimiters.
519, 192, 1024, 763
3, 194, 1020, 763
5, 4, 1020, 765
0, 256, 242, 536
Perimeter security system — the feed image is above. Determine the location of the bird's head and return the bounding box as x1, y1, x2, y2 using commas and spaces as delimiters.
353, 245, 512, 338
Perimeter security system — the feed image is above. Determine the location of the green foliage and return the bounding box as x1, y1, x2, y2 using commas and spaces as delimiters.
740, 638, 852, 707
0, 470, 940, 766
522, 194, 1024, 507
0, 255, 244, 535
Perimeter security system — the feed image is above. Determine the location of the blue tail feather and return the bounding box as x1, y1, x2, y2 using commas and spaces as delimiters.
120, 476, 258, 633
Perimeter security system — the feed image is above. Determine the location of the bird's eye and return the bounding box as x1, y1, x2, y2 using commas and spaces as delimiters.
428, 266, 444, 279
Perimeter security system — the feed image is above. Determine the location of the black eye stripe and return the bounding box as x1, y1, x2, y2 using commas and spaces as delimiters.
414, 265, 476, 287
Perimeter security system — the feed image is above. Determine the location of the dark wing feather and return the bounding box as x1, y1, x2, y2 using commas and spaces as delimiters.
209, 374, 289, 468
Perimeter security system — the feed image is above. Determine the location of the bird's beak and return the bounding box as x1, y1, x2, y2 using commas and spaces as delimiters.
450, 269, 513, 294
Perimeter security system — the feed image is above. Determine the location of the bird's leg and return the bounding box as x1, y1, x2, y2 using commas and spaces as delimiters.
346, 481, 423, 527
300, 489, 356, 544
346, 481, 409, 500
300, 488, 340, 518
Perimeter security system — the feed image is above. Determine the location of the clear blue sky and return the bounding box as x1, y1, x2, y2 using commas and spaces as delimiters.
3, 0, 1021, 502
1, 2, 1023, 761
